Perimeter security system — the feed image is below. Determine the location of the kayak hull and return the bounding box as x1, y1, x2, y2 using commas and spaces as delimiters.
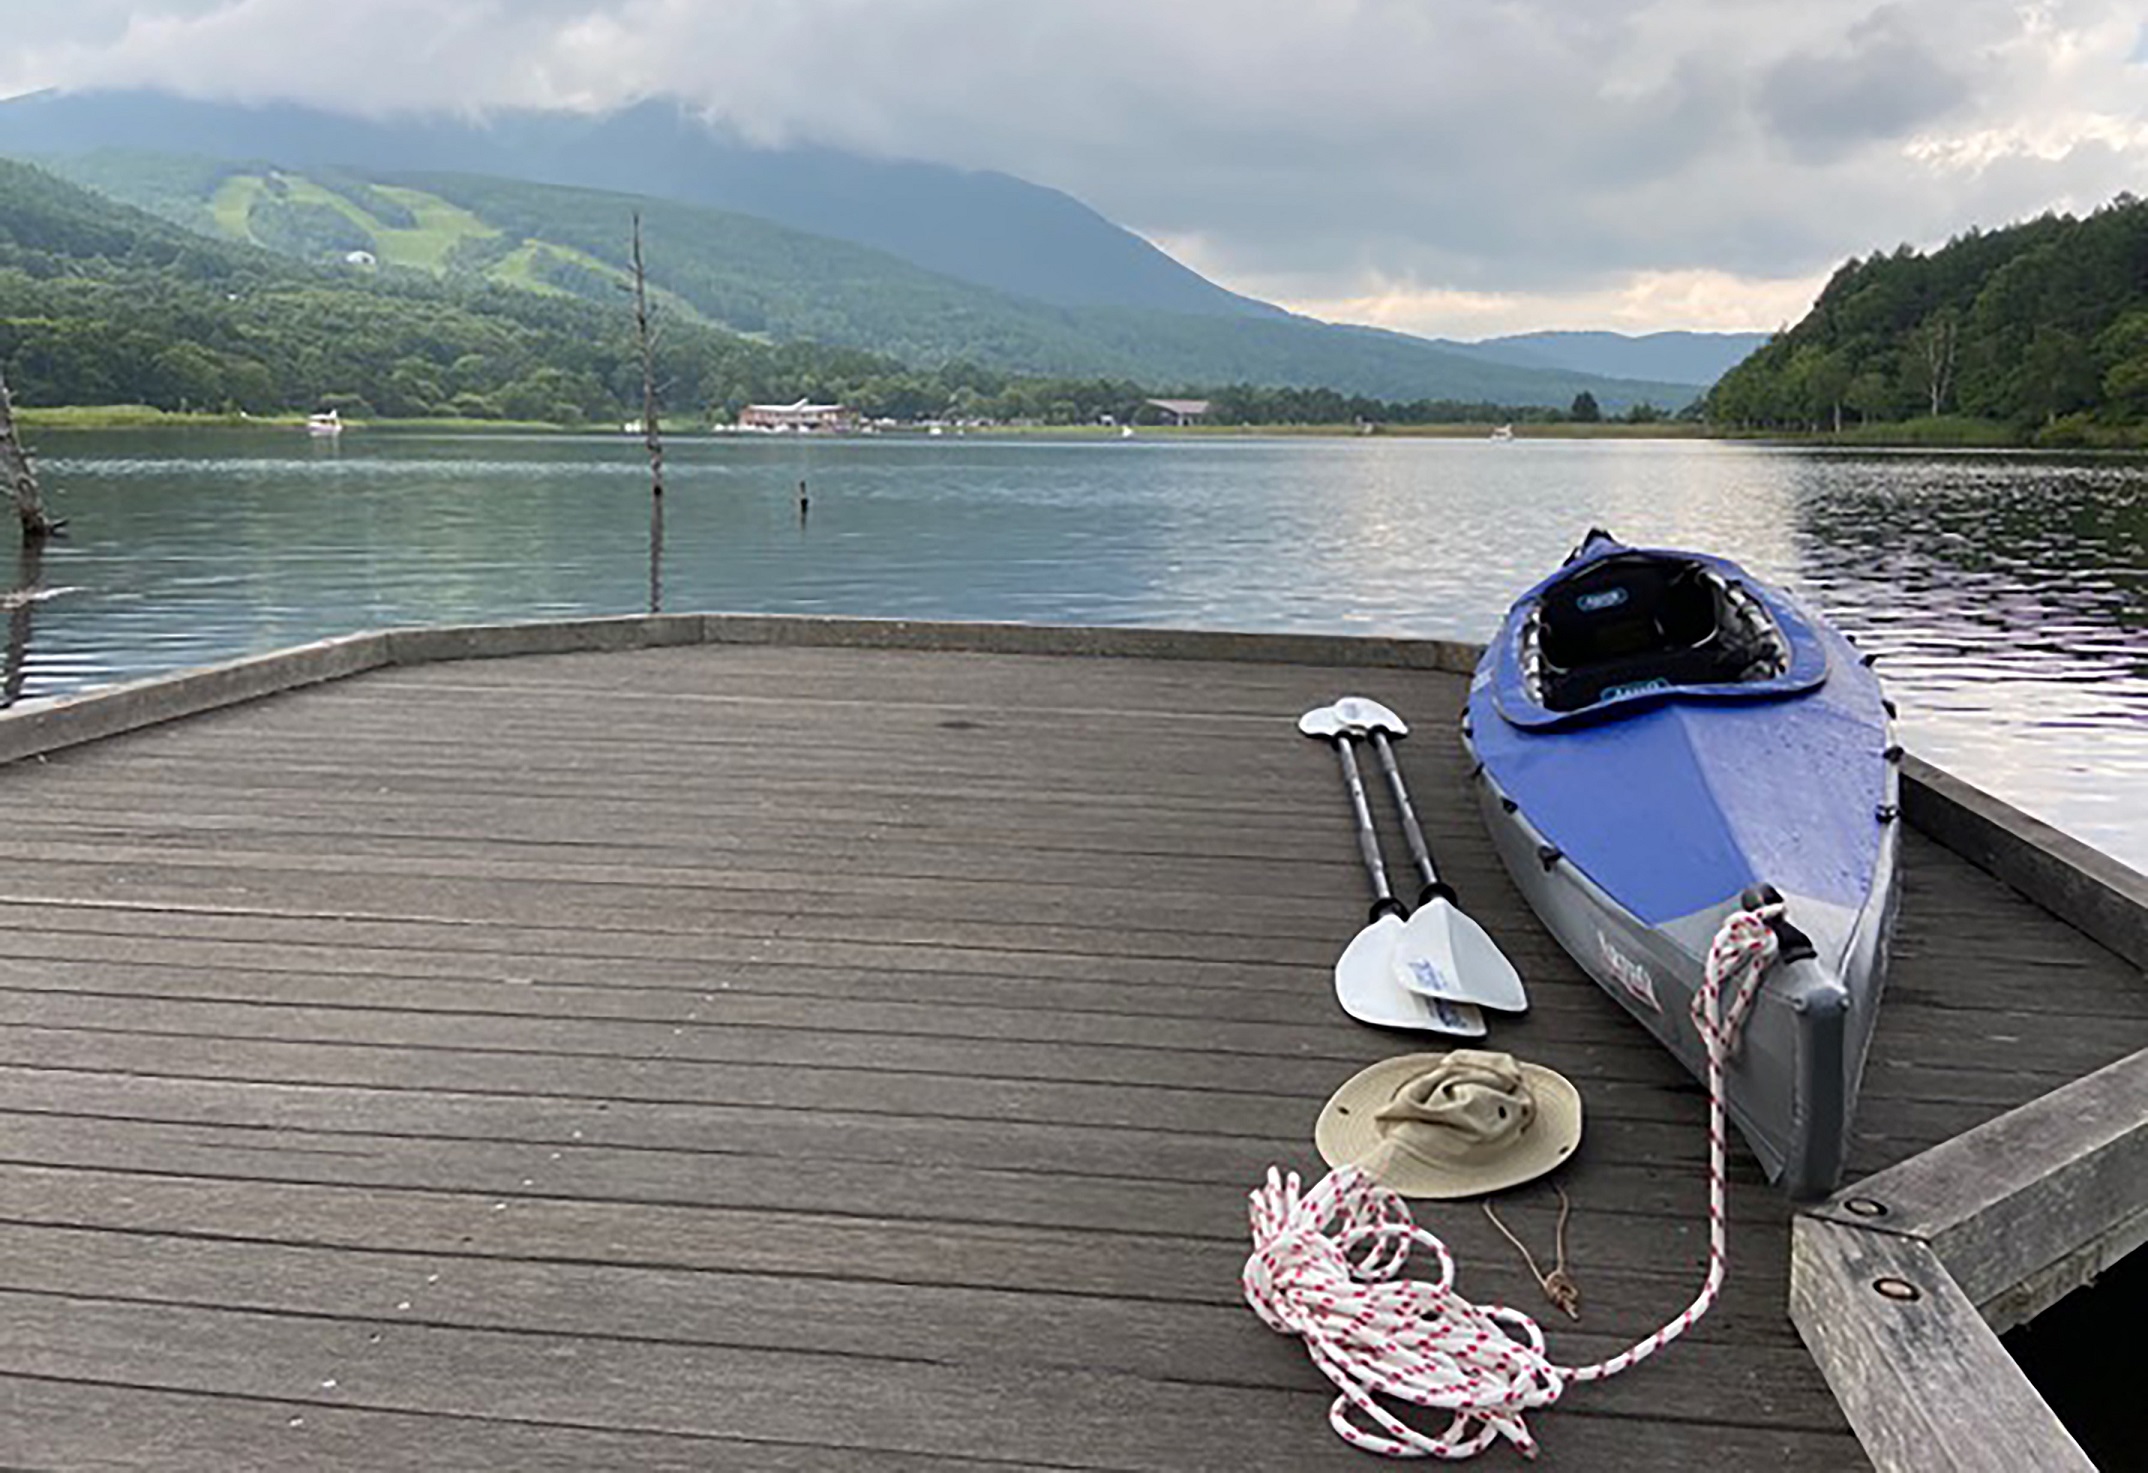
1464, 534, 1900, 1198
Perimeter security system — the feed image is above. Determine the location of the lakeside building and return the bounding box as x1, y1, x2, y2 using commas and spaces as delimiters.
738, 399, 860, 433
1145, 398, 1212, 426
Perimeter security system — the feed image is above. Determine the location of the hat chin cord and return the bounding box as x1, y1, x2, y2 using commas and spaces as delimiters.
1242, 902, 1782, 1460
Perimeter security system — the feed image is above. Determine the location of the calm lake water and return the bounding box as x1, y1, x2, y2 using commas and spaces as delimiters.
10, 428, 2147, 872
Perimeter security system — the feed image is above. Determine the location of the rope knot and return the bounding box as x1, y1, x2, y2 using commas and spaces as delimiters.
1689, 901, 1783, 1058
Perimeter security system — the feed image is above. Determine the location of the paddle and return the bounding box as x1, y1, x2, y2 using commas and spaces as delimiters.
1330, 696, 1530, 1015
1299, 703, 1485, 1037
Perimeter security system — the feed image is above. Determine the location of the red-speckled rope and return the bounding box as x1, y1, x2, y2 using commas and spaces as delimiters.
1243, 903, 1782, 1459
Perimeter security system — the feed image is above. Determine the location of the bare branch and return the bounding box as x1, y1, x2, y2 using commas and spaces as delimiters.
631, 212, 665, 615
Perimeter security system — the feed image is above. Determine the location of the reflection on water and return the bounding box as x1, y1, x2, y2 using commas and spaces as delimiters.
12, 429, 2147, 871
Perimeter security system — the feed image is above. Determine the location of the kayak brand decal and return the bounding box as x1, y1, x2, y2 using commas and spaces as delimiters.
1596, 929, 1661, 1011
1403, 957, 1459, 997
1577, 587, 1629, 613
1431, 998, 1474, 1032
1602, 677, 1672, 701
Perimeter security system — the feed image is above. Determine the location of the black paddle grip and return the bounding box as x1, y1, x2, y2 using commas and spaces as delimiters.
1416, 880, 1457, 909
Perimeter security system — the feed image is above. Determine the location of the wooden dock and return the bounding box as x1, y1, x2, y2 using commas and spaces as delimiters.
0, 620, 2141, 1468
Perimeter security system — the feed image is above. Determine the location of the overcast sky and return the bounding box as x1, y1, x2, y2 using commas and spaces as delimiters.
6, 1, 2146, 337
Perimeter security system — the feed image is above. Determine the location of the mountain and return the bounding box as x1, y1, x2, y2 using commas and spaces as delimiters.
29, 146, 1700, 409
1439, 331, 1772, 387
0, 88, 1275, 319
0, 156, 1694, 428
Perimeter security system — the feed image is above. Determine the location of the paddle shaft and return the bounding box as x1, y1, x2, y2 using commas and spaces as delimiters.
1332, 737, 1405, 921
1366, 728, 1455, 908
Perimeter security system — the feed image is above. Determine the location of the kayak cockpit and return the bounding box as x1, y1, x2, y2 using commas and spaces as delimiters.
1491, 532, 1830, 730
1525, 551, 1790, 712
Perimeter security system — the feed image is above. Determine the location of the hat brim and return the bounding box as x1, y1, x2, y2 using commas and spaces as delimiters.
1314, 1051, 1583, 1199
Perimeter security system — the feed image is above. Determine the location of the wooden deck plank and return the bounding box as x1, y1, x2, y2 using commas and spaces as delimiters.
0, 1293, 1866, 1469
0, 1376, 1027, 1473
0, 640, 2140, 1466
0, 1223, 1831, 1410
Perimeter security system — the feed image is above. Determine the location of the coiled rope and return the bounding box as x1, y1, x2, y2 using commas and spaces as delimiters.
1242, 902, 1783, 1459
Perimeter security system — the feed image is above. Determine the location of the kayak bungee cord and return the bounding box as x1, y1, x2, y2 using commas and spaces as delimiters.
1242, 902, 1783, 1460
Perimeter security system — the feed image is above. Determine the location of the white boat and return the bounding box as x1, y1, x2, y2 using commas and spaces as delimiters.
307, 410, 343, 437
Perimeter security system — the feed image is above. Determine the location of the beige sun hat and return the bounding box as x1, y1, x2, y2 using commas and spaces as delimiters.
1314, 1049, 1583, 1199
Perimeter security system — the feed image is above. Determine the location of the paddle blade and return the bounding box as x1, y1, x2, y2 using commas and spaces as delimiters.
1391, 899, 1530, 1013
1333, 695, 1408, 737
1336, 915, 1487, 1036
1298, 704, 1346, 738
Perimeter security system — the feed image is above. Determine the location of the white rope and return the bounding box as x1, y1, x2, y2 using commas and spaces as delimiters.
1243, 902, 1782, 1459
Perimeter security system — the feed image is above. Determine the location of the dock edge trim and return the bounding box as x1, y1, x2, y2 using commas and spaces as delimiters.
1792, 1043, 2148, 1472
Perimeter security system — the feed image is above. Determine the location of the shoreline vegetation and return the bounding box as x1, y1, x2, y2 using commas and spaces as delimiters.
18, 405, 2148, 449
15, 157, 2148, 455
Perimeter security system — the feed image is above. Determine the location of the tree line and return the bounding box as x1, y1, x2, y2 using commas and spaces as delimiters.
1708, 193, 2148, 441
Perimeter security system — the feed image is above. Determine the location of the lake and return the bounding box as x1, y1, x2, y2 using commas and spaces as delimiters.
9, 428, 2146, 873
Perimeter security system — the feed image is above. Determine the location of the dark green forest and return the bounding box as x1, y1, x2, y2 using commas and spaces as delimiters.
1708, 194, 2148, 443
0, 157, 1674, 428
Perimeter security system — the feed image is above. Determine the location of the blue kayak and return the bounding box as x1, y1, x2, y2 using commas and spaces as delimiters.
1464, 531, 1900, 1198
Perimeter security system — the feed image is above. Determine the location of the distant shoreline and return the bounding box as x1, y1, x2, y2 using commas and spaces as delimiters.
18, 405, 2144, 450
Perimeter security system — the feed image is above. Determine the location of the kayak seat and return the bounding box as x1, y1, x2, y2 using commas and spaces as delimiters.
1534, 554, 1781, 713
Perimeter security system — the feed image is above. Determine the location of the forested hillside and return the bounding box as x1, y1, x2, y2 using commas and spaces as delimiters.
1708, 195, 2148, 440
31, 148, 1695, 410
0, 158, 1677, 427
0, 155, 974, 422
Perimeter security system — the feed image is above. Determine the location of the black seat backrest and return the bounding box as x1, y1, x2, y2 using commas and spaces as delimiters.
1537, 554, 1679, 669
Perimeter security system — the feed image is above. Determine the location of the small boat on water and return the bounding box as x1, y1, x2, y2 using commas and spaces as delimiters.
1463, 530, 1900, 1197
306, 409, 343, 437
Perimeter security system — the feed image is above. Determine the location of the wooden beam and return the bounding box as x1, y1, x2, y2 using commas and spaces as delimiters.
1808, 1044, 2148, 1330
1901, 753, 2148, 970
1791, 1216, 2093, 1472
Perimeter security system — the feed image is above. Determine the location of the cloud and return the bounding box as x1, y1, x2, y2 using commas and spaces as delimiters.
1755, 6, 1972, 165
6, 0, 2148, 335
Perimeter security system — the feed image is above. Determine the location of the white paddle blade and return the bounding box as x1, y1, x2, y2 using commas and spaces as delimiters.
1332, 695, 1408, 737
1336, 915, 1488, 1036
1391, 898, 1530, 1013
1297, 704, 1346, 738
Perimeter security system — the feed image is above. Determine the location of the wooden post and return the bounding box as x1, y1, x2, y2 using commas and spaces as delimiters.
798, 478, 809, 523
0, 364, 61, 542
630, 213, 665, 614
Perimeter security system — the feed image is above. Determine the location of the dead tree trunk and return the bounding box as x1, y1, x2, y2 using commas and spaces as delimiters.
630, 213, 665, 615
0, 365, 61, 542
1916, 311, 1958, 419
4, 537, 42, 707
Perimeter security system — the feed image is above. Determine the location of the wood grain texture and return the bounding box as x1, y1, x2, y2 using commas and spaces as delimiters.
0, 640, 2137, 1467
1790, 1219, 2093, 1473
